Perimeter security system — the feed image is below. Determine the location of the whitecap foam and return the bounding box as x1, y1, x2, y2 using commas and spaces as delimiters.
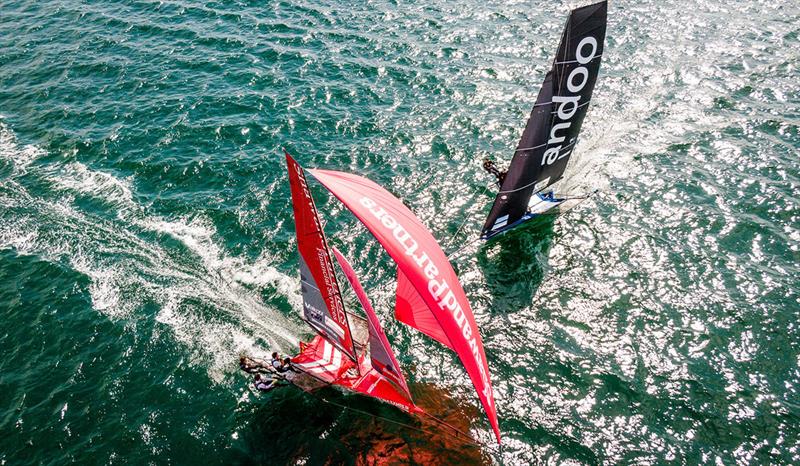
233, 258, 303, 309
0, 123, 302, 384
0, 122, 45, 173
51, 162, 138, 213
139, 214, 303, 352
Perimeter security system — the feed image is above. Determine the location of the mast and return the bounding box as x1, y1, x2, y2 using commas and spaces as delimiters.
482, 1, 607, 239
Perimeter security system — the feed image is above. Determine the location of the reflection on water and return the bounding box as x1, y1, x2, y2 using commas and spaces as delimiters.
477, 214, 558, 310
239, 382, 488, 465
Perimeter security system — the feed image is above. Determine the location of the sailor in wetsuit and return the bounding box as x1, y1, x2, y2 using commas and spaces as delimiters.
253, 357, 298, 391
253, 373, 279, 392
277, 358, 298, 383
482, 158, 507, 188
239, 355, 272, 374
271, 352, 289, 373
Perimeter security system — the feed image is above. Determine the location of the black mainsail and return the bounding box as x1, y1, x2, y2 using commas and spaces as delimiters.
481, 1, 607, 239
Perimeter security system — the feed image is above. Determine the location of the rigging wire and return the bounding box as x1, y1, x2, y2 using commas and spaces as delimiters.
446, 236, 482, 261
445, 182, 493, 253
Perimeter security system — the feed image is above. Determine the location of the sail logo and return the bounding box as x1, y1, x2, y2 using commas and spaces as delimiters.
305, 301, 325, 321
359, 196, 494, 410
541, 36, 598, 166
304, 302, 346, 339
317, 247, 346, 324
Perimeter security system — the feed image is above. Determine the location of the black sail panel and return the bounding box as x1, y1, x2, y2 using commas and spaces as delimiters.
481, 1, 607, 239
543, 1, 606, 186
482, 71, 554, 236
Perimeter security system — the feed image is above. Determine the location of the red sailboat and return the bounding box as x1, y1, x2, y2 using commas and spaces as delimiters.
284, 152, 500, 444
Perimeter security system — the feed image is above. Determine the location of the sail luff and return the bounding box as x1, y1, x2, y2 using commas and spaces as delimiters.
286, 152, 358, 363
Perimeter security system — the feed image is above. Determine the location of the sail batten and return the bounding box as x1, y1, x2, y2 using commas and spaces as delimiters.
481, 1, 607, 239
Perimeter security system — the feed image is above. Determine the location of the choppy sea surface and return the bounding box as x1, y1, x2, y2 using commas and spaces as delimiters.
1, 0, 799, 464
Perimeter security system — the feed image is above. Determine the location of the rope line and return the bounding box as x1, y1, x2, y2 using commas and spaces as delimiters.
446, 236, 482, 261
445, 182, 492, 250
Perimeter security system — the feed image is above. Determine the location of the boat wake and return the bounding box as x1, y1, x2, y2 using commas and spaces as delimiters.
0, 123, 301, 383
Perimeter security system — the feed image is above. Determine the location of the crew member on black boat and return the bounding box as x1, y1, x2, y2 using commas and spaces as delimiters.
482, 158, 507, 187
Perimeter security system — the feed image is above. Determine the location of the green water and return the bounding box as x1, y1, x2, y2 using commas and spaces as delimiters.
1, 0, 799, 464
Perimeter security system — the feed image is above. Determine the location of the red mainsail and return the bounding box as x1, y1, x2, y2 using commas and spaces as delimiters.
286, 153, 357, 362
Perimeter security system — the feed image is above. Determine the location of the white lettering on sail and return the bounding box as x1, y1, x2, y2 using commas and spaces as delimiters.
566, 67, 588, 93
541, 34, 598, 167
549, 122, 571, 144
358, 196, 493, 409
553, 95, 579, 120
542, 147, 560, 166
575, 37, 598, 64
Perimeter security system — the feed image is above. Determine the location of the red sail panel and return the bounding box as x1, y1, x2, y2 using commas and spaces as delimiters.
308, 169, 501, 444
294, 337, 418, 413
292, 335, 355, 383
335, 366, 421, 414
331, 247, 413, 399
395, 267, 453, 350
286, 153, 357, 362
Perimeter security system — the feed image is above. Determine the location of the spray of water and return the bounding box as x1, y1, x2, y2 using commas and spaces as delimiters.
0, 123, 301, 383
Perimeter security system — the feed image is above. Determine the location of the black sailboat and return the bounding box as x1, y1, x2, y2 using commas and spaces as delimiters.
481, 1, 607, 239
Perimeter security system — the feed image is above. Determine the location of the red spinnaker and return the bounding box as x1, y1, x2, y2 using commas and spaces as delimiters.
286, 153, 357, 362
332, 247, 412, 400
309, 169, 501, 444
